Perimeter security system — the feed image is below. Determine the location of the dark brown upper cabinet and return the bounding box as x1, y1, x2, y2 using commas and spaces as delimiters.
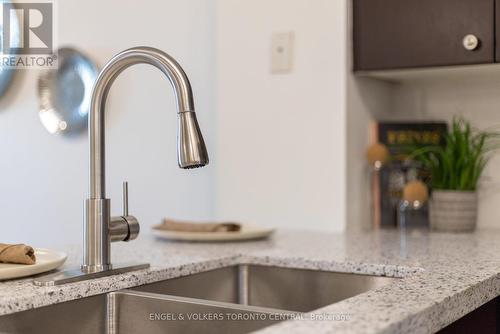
496, 0, 500, 62
353, 0, 495, 71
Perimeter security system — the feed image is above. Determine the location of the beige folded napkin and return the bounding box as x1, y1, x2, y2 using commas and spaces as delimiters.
155, 218, 241, 233
0, 244, 36, 265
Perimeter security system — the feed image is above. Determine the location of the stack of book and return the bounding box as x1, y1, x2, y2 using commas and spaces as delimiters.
372, 121, 447, 228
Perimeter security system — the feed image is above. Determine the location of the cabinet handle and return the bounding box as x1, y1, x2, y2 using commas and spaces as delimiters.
463, 34, 479, 51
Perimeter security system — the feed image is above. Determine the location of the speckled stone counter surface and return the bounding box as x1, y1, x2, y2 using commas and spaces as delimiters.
2, 229, 500, 333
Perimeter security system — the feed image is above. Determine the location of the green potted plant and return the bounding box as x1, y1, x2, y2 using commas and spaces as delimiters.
411, 118, 500, 232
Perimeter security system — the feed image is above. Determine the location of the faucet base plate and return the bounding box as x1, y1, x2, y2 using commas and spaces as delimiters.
33, 263, 150, 286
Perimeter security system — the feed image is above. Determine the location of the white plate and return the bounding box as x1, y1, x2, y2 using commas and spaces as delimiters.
152, 224, 275, 242
0, 248, 67, 281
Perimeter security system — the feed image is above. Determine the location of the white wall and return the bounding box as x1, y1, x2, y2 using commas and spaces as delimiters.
2, 0, 351, 249
346, 76, 394, 230
0, 0, 216, 247
214, 0, 347, 231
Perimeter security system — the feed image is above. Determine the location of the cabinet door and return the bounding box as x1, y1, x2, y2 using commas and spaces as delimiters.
353, 0, 494, 71
496, 0, 500, 62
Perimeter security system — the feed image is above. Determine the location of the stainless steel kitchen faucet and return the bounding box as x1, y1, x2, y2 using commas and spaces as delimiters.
34, 47, 209, 286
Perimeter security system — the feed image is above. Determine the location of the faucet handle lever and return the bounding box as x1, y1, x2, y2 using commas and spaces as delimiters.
109, 181, 140, 242
122, 181, 129, 216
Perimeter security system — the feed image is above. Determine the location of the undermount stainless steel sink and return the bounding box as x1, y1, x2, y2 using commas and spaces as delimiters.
0, 265, 398, 334
0, 290, 289, 334
108, 290, 291, 334
132, 264, 398, 312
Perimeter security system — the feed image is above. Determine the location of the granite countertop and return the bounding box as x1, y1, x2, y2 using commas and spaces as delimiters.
1, 229, 500, 333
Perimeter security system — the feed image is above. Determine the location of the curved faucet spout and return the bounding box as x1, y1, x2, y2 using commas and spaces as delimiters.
34, 47, 209, 279
83, 47, 208, 273
89, 46, 207, 199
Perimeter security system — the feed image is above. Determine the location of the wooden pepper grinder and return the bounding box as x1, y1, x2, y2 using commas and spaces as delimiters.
398, 180, 429, 229
366, 142, 390, 228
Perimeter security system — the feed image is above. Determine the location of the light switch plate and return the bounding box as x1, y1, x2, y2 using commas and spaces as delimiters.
270, 31, 294, 74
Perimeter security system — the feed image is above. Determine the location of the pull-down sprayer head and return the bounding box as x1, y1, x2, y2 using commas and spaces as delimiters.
178, 111, 209, 169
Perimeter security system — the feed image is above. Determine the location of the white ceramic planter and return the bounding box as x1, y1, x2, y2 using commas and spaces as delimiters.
429, 190, 478, 232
